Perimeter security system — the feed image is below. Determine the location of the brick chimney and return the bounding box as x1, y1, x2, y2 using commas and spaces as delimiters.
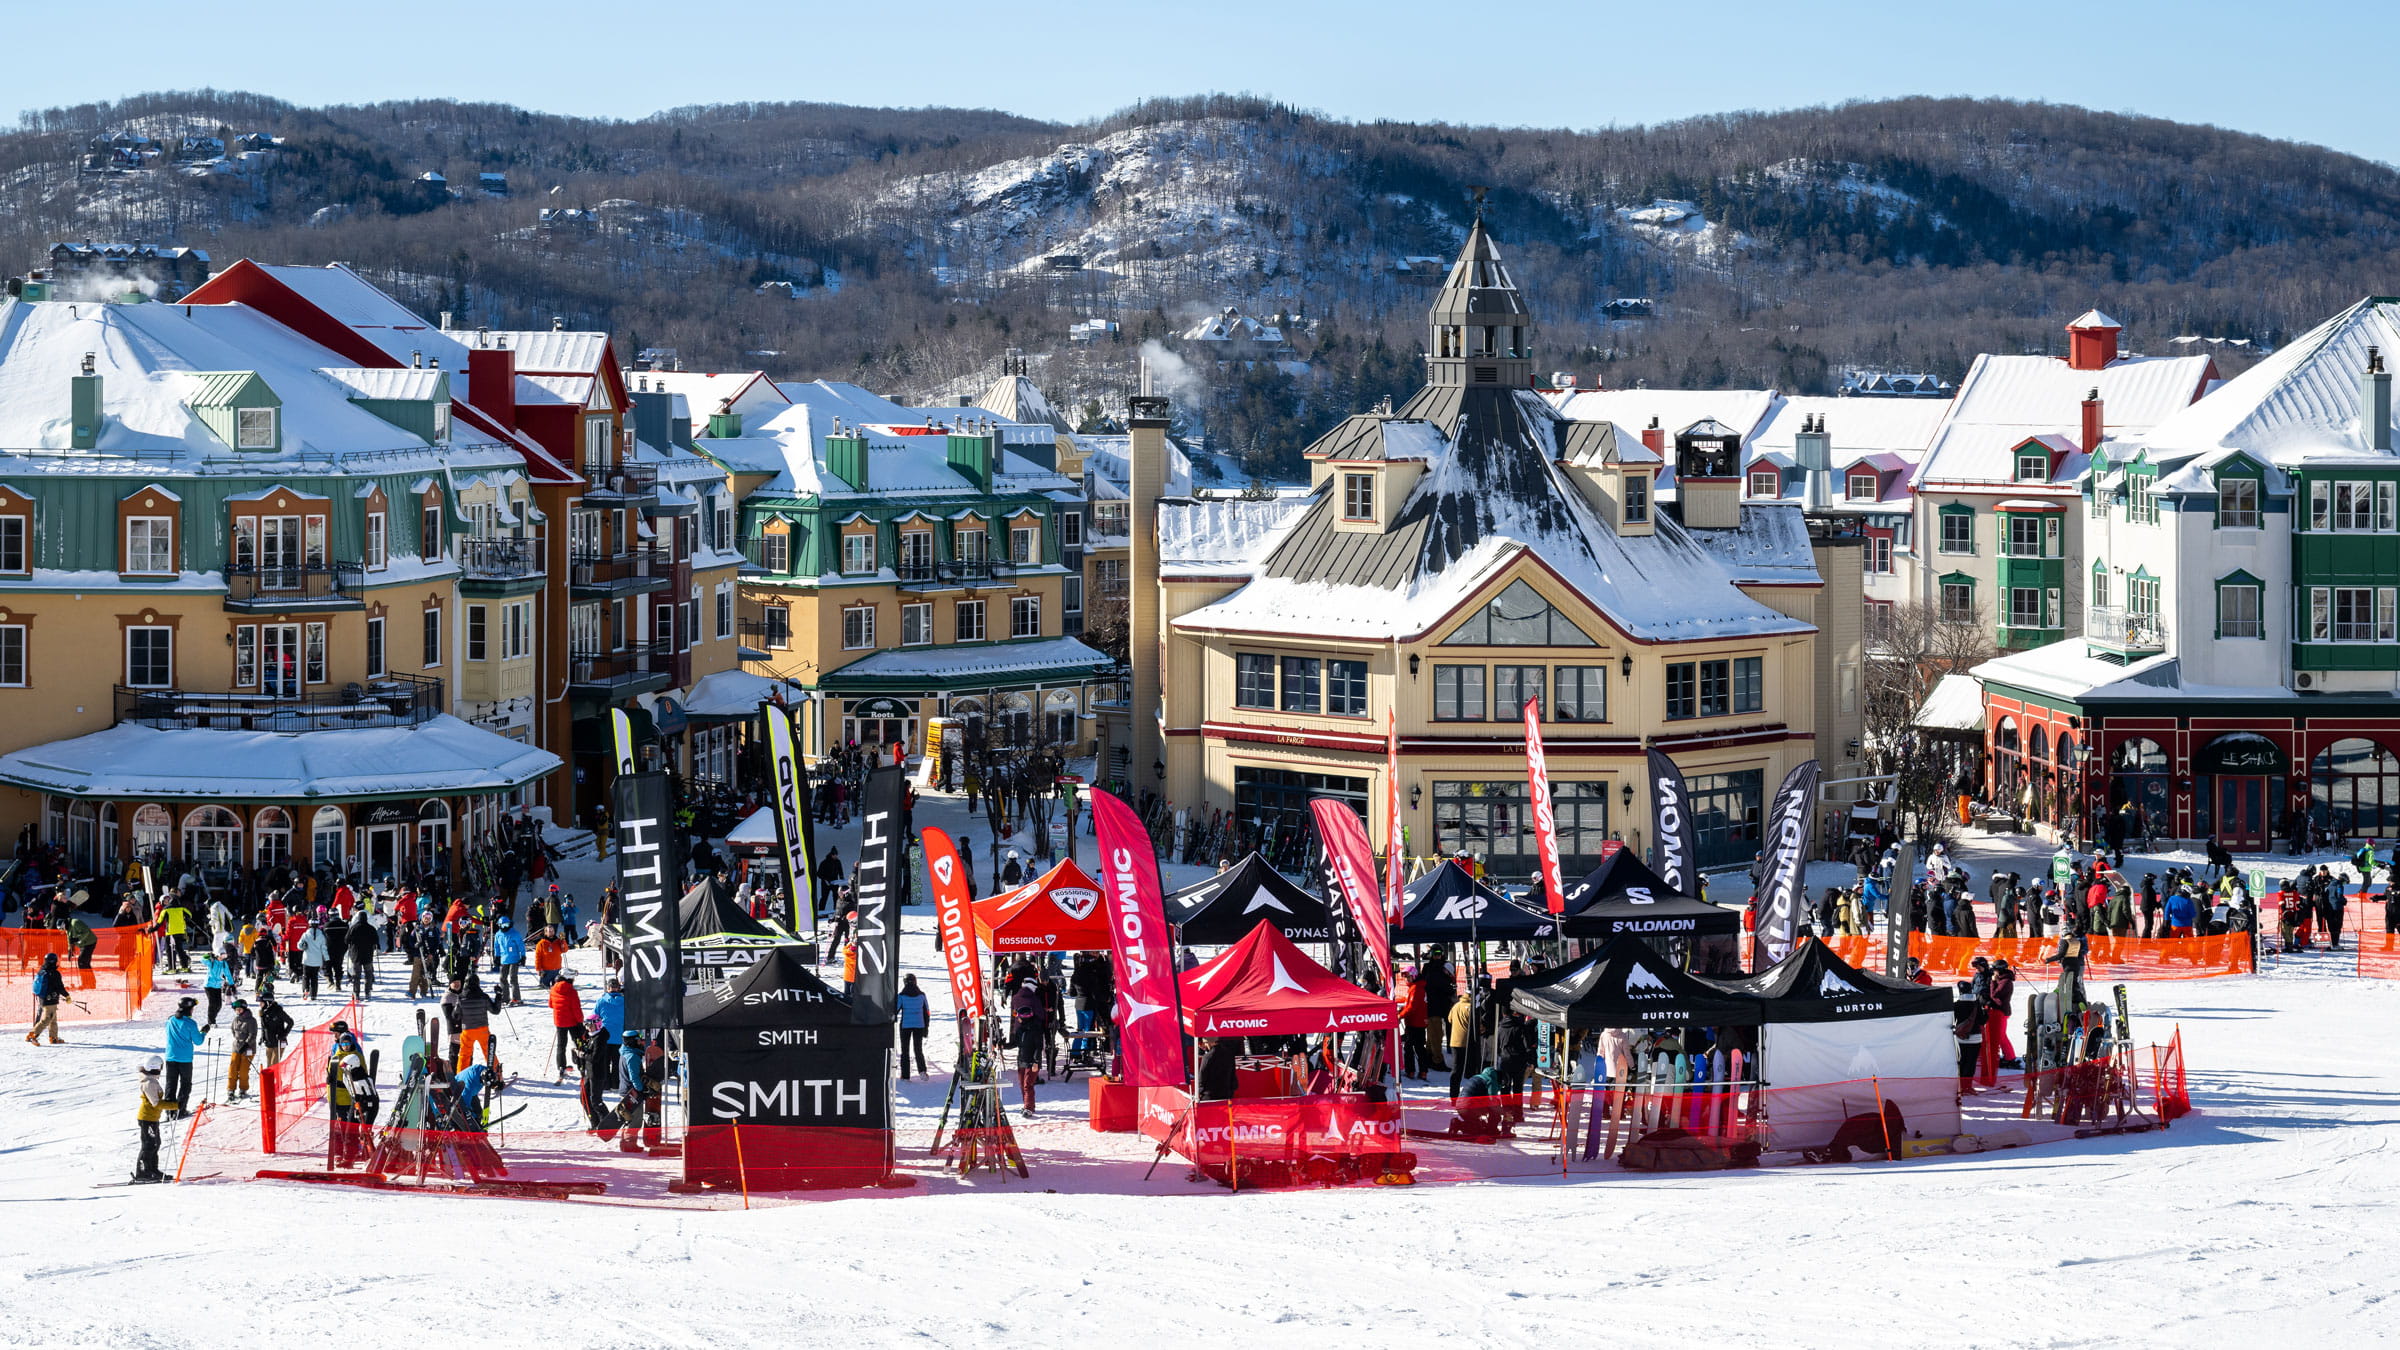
468, 344, 517, 433
2067, 309, 2122, 372
1639, 416, 1664, 458
2081, 387, 2105, 455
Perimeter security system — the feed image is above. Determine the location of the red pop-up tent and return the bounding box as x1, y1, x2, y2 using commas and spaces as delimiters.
972, 858, 1111, 954
1178, 922, 1397, 1037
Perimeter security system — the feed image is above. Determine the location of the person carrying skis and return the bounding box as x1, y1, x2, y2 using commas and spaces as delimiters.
133, 1056, 169, 1183
225, 998, 257, 1101
548, 975, 584, 1081
162, 997, 203, 1117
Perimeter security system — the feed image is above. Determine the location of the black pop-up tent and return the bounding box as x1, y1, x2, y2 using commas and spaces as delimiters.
1506, 936, 1764, 1029
680, 945, 892, 1190
677, 874, 807, 978
1556, 850, 1740, 941
1392, 860, 1557, 941
1164, 853, 1336, 944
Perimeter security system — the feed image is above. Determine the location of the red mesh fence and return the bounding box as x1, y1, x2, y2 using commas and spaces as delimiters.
258, 1000, 359, 1154
2, 926, 156, 1024
174, 1044, 2184, 1203
1820, 933, 2254, 980
2359, 929, 2400, 979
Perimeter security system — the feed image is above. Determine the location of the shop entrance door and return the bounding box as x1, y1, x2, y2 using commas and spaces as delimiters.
2216, 776, 2269, 850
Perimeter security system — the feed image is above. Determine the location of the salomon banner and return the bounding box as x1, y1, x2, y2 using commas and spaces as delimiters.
1645, 748, 1701, 900
1383, 710, 1405, 920
763, 705, 817, 924
1311, 796, 1397, 1080
1752, 759, 1821, 966
850, 763, 907, 1026
610, 770, 683, 1031
1090, 788, 1187, 1089
1525, 698, 1567, 915
922, 827, 983, 1020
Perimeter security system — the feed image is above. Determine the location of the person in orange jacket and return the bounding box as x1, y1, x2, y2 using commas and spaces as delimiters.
1400, 968, 1430, 1080
532, 927, 566, 989
547, 975, 584, 1081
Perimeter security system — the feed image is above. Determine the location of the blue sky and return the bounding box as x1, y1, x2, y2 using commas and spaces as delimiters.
20, 0, 2399, 165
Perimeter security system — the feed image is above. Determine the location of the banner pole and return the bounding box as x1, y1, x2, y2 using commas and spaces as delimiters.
732, 1122, 750, 1210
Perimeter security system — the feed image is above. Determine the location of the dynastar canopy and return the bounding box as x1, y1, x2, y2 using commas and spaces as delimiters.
1392, 860, 1556, 941
1178, 921, 1397, 1037
1164, 852, 1336, 944
972, 858, 1112, 953
1557, 850, 1740, 940
1507, 936, 1765, 1029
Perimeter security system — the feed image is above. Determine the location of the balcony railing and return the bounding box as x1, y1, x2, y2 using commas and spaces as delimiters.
116, 671, 443, 731
2086, 605, 2169, 654
569, 639, 675, 694
224, 559, 367, 607
568, 544, 665, 592
580, 458, 659, 499
459, 536, 542, 580
897, 557, 1018, 590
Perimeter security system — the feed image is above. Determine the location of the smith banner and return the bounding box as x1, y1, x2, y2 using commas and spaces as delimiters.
1753, 758, 1822, 966
850, 763, 907, 1026
922, 827, 984, 1020
610, 771, 683, 1031
1090, 788, 1187, 1089
763, 705, 817, 923
1525, 698, 1566, 915
1645, 748, 1701, 900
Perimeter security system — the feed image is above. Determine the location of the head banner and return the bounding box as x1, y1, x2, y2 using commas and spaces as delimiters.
763, 706, 817, 922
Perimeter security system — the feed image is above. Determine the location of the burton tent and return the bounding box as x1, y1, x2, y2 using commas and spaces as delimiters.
680, 945, 892, 1189
1178, 922, 1397, 1037
1392, 860, 1557, 941
1718, 939, 1962, 1148
1557, 850, 1740, 941
973, 858, 1110, 954
1165, 853, 1336, 944
1507, 936, 1764, 1029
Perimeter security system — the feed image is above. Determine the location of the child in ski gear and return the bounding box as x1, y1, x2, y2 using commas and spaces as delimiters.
25, 952, 66, 1044
226, 998, 257, 1101
258, 992, 293, 1062
162, 998, 203, 1115
450, 975, 497, 1072
134, 1057, 168, 1182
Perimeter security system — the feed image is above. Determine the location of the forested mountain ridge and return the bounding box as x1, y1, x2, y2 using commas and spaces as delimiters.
11, 89, 2395, 472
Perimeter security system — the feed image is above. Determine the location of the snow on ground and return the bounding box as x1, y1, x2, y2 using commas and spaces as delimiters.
4, 803, 2396, 1349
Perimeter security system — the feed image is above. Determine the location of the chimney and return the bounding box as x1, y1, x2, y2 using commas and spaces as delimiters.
1128, 393, 1170, 793
468, 345, 517, 434
1639, 415, 1664, 459
1796, 414, 1833, 512
2366, 346, 2392, 453
2081, 387, 2105, 456
630, 386, 673, 451
2067, 310, 2122, 372
71, 351, 102, 450
825, 424, 870, 491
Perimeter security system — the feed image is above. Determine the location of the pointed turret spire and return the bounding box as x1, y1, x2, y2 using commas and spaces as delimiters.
1427, 213, 1533, 389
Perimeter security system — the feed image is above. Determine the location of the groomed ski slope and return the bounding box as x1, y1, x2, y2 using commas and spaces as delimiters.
3, 809, 2394, 1350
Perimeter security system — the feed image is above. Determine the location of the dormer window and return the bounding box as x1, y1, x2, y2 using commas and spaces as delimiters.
1342, 471, 1376, 521
1847, 471, 1880, 501
1623, 472, 1650, 524
2015, 452, 2049, 482
1747, 469, 1780, 498
236, 407, 277, 450
1438, 327, 1461, 359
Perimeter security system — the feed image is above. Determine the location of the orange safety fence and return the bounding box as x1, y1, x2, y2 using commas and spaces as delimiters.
174, 1046, 2187, 1205
2358, 929, 2400, 979
1821, 932, 2254, 980
1, 926, 157, 1024
258, 1000, 360, 1154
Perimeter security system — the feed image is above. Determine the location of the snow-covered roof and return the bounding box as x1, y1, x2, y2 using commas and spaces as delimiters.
1913, 673, 1987, 732
1748, 395, 1948, 460
2069, 309, 2123, 331
1547, 388, 1779, 447
316, 367, 445, 402
2138, 296, 2400, 482
1680, 504, 1820, 585
1180, 308, 1286, 345
1913, 351, 2211, 488
0, 298, 504, 464
719, 381, 1077, 499
975, 373, 1074, 435
1159, 492, 1316, 578
683, 668, 809, 720
1971, 642, 2181, 703
821, 635, 1110, 686
466, 329, 608, 374
1076, 433, 1194, 497
0, 714, 559, 800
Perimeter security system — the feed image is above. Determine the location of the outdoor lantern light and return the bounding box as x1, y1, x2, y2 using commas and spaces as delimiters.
1153, 758, 1165, 781
1620, 652, 1634, 679
1620, 781, 1635, 808
1409, 783, 1422, 810
1408, 653, 1420, 677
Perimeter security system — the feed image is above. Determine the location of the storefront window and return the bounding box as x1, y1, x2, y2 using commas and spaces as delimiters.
1433, 780, 1611, 884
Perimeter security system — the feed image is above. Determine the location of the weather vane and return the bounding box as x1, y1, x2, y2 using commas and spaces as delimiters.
1469, 185, 1489, 219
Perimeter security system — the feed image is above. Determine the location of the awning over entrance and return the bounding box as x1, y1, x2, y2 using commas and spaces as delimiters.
0, 714, 559, 801
817, 635, 1111, 696
1913, 673, 1986, 734
684, 668, 809, 723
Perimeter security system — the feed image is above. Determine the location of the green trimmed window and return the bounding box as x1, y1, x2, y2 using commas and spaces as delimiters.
1938, 572, 1976, 624
2127, 469, 2159, 524
1938, 504, 1975, 555
2215, 570, 2263, 639
2216, 476, 2260, 528
2091, 560, 2110, 608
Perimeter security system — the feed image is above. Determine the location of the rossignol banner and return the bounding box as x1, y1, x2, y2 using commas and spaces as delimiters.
610, 771, 682, 1031
1525, 698, 1566, 915
922, 827, 983, 1021
1753, 759, 1822, 966
1090, 788, 1187, 1089
1383, 710, 1405, 920
1645, 748, 1700, 900
763, 705, 816, 923
609, 707, 637, 776
1311, 797, 1397, 1080
850, 763, 906, 1026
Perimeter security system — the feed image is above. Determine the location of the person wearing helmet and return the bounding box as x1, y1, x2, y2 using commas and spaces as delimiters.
326, 1025, 377, 1168
161, 998, 203, 1117
24, 952, 66, 1045
133, 1057, 169, 1183
491, 916, 527, 1006
547, 974, 583, 1081
226, 998, 258, 1102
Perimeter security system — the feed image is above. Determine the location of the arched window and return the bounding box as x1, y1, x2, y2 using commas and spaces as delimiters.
951, 696, 988, 749
1043, 688, 1080, 745
2313, 738, 2400, 836
99, 803, 120, 873
181, 805, 242, 866
997, 692, 1033, 747
1995, 717, 2020, 753
311, 806, 346, 870
1440, 580, 1599, 647
132, 804, 171, 861
254, 806, 293, 868
66, 799, 98, 871
2030, 725, 2049, 763
418, 798, 452, 868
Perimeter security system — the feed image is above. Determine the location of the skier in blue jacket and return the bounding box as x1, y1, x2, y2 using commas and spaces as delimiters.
162, 998, 205, 1117
491, 918, 528, 1007
2163, 888, 2198, 939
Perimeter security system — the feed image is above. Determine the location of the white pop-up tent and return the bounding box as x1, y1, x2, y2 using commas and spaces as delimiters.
1723, 941, 1963, 1150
